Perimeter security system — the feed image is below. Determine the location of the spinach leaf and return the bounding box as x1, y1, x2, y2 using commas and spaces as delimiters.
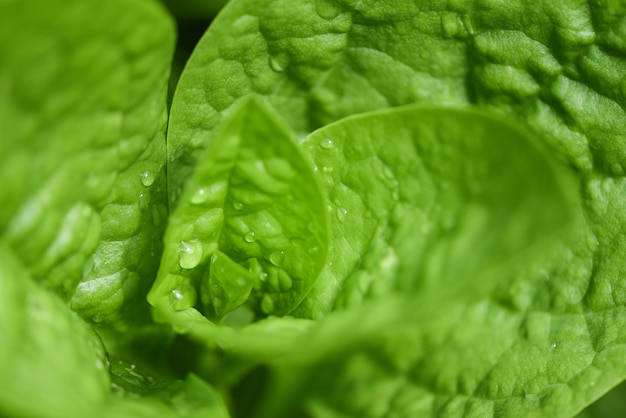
1, 240, 231, 418
0, 241, 109, 418
169, 0, 625, 180
150, 98, 329, 321
295, 105, 574, 317
0, 0, 174, 331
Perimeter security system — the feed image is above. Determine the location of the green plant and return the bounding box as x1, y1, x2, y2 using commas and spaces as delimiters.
2, 0, 626, 417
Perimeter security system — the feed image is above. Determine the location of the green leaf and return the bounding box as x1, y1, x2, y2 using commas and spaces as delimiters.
150, 97, 329, 320
294, 105, 575, 318
170, 0, 626, 180
105, 360, 231, 418
0, 0, 175, 330
0, 241, 230, 418
0, 241, 110, 418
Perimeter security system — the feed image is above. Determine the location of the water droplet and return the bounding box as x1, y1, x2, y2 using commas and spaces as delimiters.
236, 277, 248, 287
261, 294, 275, 314
291, 237, 304, 247
138, 193, 149, 210
269, 251, 285, 267
309, 246, 319, 254
549, 342, 557, 350
244, 231, 256, 243
233, 201, 244, 210
337, 207, 348, 222
140, 170, 155, 187
179, 239, 203, 269
586, 232, 599, 249
190, 187, 209, 205
313, 165, 319, 172
320, 138, 334, 149
269, 54, 290, 72
322, 166, 333, 173
307, 221, 320, 234
169, 283, 197, 311
315, 0, 342, 19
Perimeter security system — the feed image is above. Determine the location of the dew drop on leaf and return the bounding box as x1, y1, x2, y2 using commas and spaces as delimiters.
320, 137, 334, 149
233, 201, 245, 210
190, 187, 209, 205
138, 192, 149, 210
586, 232, 599, 249
169, 283, 197, 311
337, 207, 348, 222
179, 239, 203, 269
269, 54, 289, 72
244, 231, 256, 243
315, 0, 342, 19
140, 170, 155, 187
269, 250, 285, 267
291, 237, 304, 247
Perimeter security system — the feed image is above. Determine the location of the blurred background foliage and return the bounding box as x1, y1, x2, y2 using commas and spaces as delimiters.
576, 380, 626, 417
159, 0, 228, 98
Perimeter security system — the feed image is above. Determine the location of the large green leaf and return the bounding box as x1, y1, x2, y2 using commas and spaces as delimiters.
0, 0, 174, 330
1, 241, 230, 418
167, 0, 626, 200
0, 242, 109, 418
295, 105, 574, 317
150, 97, 329, 322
